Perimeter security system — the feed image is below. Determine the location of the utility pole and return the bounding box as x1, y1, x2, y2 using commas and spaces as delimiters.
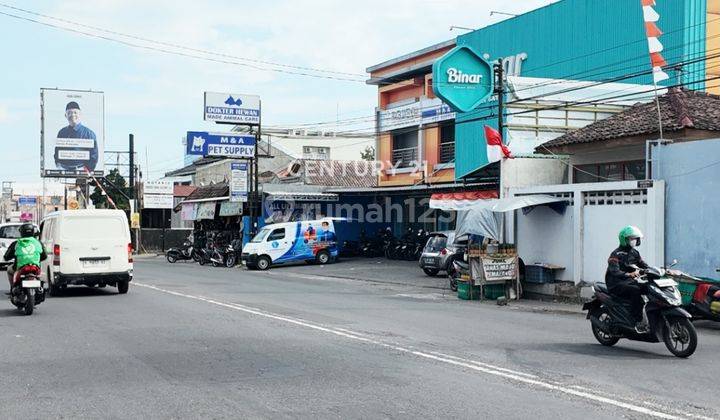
496, 58, 504, 141
129, 134, 135, 207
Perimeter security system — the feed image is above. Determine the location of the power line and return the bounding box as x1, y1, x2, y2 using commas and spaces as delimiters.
0, 3, 367, 79
0, 9, 367, 83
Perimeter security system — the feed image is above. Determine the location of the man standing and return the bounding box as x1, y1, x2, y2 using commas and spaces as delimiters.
54, 101, 99, 172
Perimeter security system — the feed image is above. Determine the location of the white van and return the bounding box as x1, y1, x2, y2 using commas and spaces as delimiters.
40, 209, 133, 295
242, 218, 339, 270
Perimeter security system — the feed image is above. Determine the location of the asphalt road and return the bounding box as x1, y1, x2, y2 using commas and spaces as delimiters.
1, 259, 719, 419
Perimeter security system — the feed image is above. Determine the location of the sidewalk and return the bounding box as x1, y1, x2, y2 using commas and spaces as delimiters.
282, 257, 585, 315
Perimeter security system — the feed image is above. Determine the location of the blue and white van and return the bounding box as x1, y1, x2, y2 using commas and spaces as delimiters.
241, 218, 339, 270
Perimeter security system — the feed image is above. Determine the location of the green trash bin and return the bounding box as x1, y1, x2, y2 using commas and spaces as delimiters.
484, 283, 506, 300
678, 281, 697, 306
457, 281, 481, 300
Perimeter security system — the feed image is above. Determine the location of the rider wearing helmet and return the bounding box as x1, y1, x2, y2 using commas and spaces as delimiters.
605, 226, 649, 328
3, 223, 46, 290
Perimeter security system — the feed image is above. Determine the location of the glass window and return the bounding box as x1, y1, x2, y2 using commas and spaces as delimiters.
392, 130, 418, 150
598, 163, 623, 181
250, 228, 271, 243
624, 161, 646, 180
424, 235, 448, 252
0, 225, 22, 239
267, 228, 285, 241
574, 165, 598, 183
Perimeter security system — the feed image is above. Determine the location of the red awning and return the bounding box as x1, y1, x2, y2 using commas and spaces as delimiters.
429, 190, 498, 210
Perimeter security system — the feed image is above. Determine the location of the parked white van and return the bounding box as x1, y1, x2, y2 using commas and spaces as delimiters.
40, 210, 133, 295
242, 218, 339, 270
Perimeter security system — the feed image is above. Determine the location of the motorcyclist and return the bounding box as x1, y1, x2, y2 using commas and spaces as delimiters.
3, 223, 47, 291
605, 225, 649, 331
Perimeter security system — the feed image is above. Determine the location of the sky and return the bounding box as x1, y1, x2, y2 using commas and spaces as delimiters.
0, 0, 552, 189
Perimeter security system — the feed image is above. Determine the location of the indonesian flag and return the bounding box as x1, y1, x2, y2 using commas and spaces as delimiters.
484, 125, 511, 163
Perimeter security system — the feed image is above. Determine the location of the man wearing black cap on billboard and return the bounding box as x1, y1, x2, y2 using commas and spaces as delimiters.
54, 101, 98, 172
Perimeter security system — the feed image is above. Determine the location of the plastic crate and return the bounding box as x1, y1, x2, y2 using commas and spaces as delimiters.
457, 281, 481, 300
525, 264, 556, 284
484, 283, 506, 300
678, 281, 697, 306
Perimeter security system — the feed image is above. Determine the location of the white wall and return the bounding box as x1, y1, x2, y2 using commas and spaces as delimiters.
500, 157, 568, 198
510, 181, 664, 284
272, 135, 374, 161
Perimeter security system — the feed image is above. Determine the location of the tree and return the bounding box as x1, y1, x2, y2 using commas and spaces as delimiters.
90, 168, 130, 210
360, 145, 375, 161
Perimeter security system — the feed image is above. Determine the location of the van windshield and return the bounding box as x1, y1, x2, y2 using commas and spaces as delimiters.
61, 217, 126, 240
251, 228, 271, 243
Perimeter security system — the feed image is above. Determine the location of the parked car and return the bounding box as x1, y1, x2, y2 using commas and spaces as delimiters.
419, 231, 462, 276
242, 218, 339, 270
40, 210, 133, 295
0, 223, 36, 270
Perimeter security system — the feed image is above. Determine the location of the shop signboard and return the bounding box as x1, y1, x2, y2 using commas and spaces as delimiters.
181, 202, 197, 221
41, 88, 105, 178
378, 101, 422, 132
420, 98, 455, 124
130, 212, 140, 229
196, 202, 216, 220
204, 92, 260, 125
18, 196, 37, 206
219, 201, 243, 216
186, 131, 256, 159
480, 255, 517, 282
143, 180, 173, 195
230, 162, 248, 202
432, 46, 493, 113
143, 194, 174, 209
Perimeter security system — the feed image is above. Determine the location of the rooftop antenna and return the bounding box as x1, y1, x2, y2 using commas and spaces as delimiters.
490, 11, 519, 17
449, 26, 474, 32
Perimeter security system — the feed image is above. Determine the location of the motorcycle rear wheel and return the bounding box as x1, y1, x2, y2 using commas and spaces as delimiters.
166, 254, 177, 263
591, 309, 619, 346
663, 317, 697, 358
23, 289, 34, 316
226, 254, 237, 268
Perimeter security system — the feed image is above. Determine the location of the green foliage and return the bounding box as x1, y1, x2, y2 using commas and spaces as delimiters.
90, 168, 130, 210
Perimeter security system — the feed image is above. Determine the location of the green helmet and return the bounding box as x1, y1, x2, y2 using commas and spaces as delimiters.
618, 225, 643, 247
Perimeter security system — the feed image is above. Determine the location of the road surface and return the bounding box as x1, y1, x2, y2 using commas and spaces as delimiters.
1, 258, 718, 419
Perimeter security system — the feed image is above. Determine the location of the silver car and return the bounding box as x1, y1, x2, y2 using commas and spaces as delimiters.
418, 231, 459, 276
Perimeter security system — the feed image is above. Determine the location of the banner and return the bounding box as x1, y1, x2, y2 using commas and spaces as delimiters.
143, 194, 174, 209
181, 203, 197, 221
196, 202, 216, 220
143, 181, 173, 195
41, 89, 104, 178
230, 162, 248, 202
219, 201, 243, 216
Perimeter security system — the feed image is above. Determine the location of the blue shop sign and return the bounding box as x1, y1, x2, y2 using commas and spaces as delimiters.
186, 131, 256, 158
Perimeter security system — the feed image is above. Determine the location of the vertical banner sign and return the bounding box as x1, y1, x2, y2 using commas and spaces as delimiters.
41, 89, 105, 178
204, 92, 260, 125
230, 162, 248, 202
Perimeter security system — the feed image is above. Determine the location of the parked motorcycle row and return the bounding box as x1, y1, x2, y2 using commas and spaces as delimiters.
166, 231, 243, 269
340, 227, 430, 261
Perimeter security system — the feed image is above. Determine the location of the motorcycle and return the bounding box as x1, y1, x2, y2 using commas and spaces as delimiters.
210, 241, 240, 268
583, 265, 698, 358
447, 249, 469, 292
165, 240, 199, 263
681, 268, 720, 322
197, 239, 215, 266
9, 264, 45, 316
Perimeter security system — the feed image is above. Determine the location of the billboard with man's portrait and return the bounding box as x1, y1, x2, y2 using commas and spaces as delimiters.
41, 89, 104, 178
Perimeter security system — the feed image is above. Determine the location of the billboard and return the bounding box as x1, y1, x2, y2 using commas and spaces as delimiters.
41, 89, 104, 178
204, 92, 260, 125
143, 180, 173, 195
230, 162, 248, 202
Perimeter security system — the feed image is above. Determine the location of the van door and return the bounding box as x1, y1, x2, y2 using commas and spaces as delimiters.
59, 214, 130, 274
265, 226, 292, 263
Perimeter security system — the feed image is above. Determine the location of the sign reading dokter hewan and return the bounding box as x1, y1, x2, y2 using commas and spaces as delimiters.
204, 92, 260, 125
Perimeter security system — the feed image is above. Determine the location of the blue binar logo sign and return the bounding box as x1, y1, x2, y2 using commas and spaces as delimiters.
432, 46, 494, 113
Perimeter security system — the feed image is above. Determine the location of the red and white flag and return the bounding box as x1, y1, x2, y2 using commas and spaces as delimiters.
484, 125, 511, 163
641, 0, 669, 83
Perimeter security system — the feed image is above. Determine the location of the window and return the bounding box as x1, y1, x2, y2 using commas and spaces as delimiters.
0, 225, 21, 239
267, 228, 286, 241
439, 121, 455, 163
251, 227, 271, 243
573, 160, 646, 183
303, 146, 330, 160
392, 130, 418, 168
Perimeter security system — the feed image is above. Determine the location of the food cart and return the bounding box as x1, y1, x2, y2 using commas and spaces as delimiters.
467, 243, 519, 300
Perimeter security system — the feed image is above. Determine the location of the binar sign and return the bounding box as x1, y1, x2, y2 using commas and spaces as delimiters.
432, 45, 494, 113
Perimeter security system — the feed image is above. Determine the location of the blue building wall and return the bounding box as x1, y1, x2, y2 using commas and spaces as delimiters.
454, 0, 707, 178
653, 139, 720, 280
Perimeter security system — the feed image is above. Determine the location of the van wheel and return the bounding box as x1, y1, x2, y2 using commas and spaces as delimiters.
316, 250, 330, 265
256, 256, 271, 271
117, 281, 129, 294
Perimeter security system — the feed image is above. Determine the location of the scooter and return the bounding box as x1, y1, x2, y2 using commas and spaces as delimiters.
9, 264, 45, 316
583, 265, 698, 358
682, 268, 720, 322
165, 240, 199, 263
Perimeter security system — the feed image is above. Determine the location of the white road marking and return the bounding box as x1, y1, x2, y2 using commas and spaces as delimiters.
136, 281, 685, 419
